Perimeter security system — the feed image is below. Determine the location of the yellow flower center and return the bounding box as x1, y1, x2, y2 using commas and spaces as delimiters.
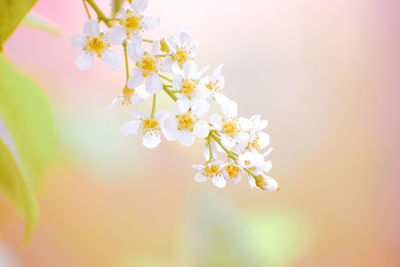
222, 118, 239, 135
137, 55, 159, 77
122, 86, 135, 105
202, 164, 221, 178
175, 47, 191, 65
141, 118, 160, 136
122, 10, 143, 35
160, 38, 169, 53
181, 78, 198, 97
206, 80, 222, 94
177, 113, 196, 131
84, 35, 109, 57
250, 134, 261, 152
225, 164, 239, 179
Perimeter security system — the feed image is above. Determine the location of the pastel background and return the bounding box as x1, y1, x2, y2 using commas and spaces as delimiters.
1, 0, 400, 266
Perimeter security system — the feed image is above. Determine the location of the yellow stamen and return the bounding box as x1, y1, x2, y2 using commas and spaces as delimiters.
137, 55, 159, 77
141, 118, 160, 136
202, 164, 222, 178
177, 113, 196, 131
222, 118, 239, 135
181, 78, 198, 97
225, 164, 239, 179
84, 34, 109, 57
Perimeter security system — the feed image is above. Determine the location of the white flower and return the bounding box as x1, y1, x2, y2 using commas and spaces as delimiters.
237, 151, 256, 169
203, 139, 218, 161
249, 175, 279, 192
127, 41, 170, 94
201, 64, 227, 102
172, 61, 210, 100
192, 160, 226, 188
166, 25, 197, 67
71, 20, 121, 70
221, 162, 244, 184
162, 97, 209, 147
107, 84, 150, 112
120, 110, 171, 148
106, 0, 159, 45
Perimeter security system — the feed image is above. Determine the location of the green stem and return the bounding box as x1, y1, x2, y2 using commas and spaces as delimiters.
123, 41, 129, 81
143, 39, 153, 43
151, 94, 157, 118
162, 84, 177, 101
82, 0, 92, 19
207, 137, 213, 161
158, 73, 173, 83
85, 0, 112, 27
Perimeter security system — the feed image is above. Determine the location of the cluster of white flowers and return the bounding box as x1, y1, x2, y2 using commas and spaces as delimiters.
71, 0, 278, 191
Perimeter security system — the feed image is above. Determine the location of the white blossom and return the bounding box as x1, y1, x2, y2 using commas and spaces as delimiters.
120, 109, 171, 148
162, 97, 209, 147
192, 160, 226, 188
71, 20, 121, 70
107, 0, 159, 45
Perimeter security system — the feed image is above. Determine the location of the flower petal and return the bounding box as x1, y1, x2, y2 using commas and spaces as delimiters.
75, 53, 94, 70
127, 68, 144, 88
257, 132, 270, 150
70, 34, 86, 49
173, 97, 190, 114
120, 120, 139, 136
83, 19, 99, 37
132, 0, 148, 12
265, 178, 279, 192
127, 41, 144, 62
183, 61, 197, 78
162, 116, 178, 141
194, 120, 209, 138
191, 100, 209, 118
178, 130, 195, 147
146, 74, 162, 94
209, 114, 222, 130
143, 16, 160, 30
195, 173, 208, 182
142, 131, 161, 148
212, 175, 226, 188
101, 49, 121, 70
106, 26, 126, 45
106, 97, 123, 112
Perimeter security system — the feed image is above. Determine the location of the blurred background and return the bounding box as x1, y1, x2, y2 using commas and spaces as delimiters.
1, 0, 400, 266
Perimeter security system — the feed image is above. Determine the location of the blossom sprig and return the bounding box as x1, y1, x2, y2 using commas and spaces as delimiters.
72, 0, 278, 192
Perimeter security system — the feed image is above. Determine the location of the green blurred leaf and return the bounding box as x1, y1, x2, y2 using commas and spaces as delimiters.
0, 54, 55, 187
0, 0, 38, 49
112, 0, 125, 17
248, 209, 312, 267
22, 12, 62, 36
0, 138, 38, 242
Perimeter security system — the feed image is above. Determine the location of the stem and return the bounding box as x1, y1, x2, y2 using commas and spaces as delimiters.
151, 94, 157, 118
207, 137, 213, 161
123, 41, 129, 81
143, 39, 153, 43
162, 84, 177, 101
158, 73, 173, 83
82, 0, 92, 19
85, 0, 112, 28
209, 132, 236, 159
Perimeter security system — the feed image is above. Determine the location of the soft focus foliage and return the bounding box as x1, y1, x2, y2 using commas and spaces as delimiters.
0, 0, 37, 49
0, 139, 37, 243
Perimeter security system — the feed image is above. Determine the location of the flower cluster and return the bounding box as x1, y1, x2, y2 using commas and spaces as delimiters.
72, 0, 278, 191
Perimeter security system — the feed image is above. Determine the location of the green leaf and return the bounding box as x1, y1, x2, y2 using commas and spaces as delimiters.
112, 0, 125, 17
0, 54, 55, 187
21, 12, 62, 36
0, 0, 38, 49
0, 138, 38, 242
